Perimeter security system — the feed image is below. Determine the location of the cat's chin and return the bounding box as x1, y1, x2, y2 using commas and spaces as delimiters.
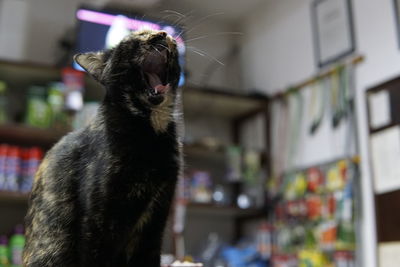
148, 95, 165, 106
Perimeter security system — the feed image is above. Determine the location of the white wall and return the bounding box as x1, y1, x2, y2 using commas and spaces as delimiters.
0, 0, 30, 61
177, 19, 242, 90
23, 0, 83, 64
241, 0, 315, 94
240, 0, 400, 266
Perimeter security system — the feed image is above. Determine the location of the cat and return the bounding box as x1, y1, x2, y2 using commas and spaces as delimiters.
23, 29, 182, 267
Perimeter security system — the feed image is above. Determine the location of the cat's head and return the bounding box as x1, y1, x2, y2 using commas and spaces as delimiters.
74, 29, 181, 114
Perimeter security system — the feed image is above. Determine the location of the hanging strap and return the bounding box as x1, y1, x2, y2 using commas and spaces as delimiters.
286, 88, 304, 170
309, 78, 326, 135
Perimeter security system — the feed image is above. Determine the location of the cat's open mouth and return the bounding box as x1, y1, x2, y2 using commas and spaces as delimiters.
143, 47, 170, 104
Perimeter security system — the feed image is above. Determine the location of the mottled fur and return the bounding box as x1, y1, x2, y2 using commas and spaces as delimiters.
23, 30, 182, 267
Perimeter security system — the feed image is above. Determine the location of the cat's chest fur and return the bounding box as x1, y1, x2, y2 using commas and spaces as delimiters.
77, 112, 179, 208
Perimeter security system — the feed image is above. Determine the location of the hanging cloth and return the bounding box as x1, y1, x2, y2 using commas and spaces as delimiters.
309, 78, 327, 135
286, 88, 304, 170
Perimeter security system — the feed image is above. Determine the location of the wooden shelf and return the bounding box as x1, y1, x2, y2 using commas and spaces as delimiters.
0, 59, 268, 120
183, 143, 225, 162
0, 191, 29, 205
187, 202, 265, 218
0, 124, 68, 149
0, 191, 266, 219
183, 86, 268, 119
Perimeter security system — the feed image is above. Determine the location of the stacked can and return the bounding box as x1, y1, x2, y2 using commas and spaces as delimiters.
20, 148, 43, 193
0, 144, 43, 193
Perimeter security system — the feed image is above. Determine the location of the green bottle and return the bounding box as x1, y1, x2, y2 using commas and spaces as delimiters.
0, 81, 8, 124
9, 225, 25, 267
25, 86, 51, 128
0, 235, 9, 267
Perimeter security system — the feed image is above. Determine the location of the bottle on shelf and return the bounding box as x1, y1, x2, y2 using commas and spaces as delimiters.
4, 147, 21, 192
0, 81, 8, 124
0, 235, 10, 267
20, 147, 43, 193
0, 144, 8, 191
9, 225, 25, 267
25, 86, 51, 128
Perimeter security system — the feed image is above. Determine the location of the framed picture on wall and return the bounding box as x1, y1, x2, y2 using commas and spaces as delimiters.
312, 0, 356, 67
394, 0, 400, 47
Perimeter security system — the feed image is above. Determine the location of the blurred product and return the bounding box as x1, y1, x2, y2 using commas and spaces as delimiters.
173, 201, 187, 260
47, 82, 68, 129
269, 159, 357, 266
212, 185, 229, 206
4, 147, 21, 192
298, 249, 327, 267
190, 171, 212, 203
334, 251, 354, 267
198, 233, 223, 267
318, 221, 337, 250
237, 193, 252, 209
161, 254, 175, 266
0, 145, 8, 191
25, 86, 51, 128
0, 81, 8, 123
62, 67, 84, 112
306, 195, 323, 220
20, 147, 43, 193
306, 167, 324, 193
9, 225, 24, 267
177, 176, 191, 203
221, 244, 265, 267
243, 150, 261, 184
0, 236, 9, 267
0, 144, 43, 193
226, 146, 242, 182
256, 221, 272, 260
168, 261, 203, 267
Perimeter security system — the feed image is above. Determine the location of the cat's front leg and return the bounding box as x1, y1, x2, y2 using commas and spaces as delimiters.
127, 201, 173, 267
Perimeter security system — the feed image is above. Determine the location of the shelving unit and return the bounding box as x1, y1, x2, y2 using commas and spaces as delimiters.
187, 203, 264, 218
0, 191, 29, 204
0, 59, 270, 257
0, 124, 67, 149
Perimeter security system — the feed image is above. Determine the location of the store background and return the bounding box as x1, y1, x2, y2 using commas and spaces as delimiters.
1, 0, 400, 266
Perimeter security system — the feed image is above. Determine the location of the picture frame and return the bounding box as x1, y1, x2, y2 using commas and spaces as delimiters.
311, 0, 356, 68
393, 0, 400, 47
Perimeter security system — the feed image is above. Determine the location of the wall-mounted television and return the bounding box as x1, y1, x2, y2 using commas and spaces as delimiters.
74, 6, 186, 86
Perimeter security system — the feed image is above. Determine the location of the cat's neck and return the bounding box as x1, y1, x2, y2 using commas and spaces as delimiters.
95, 98, 176, 138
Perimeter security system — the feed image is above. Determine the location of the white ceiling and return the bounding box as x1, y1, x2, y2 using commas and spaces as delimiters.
93, 0, 267, 23
156, 0, 266, 22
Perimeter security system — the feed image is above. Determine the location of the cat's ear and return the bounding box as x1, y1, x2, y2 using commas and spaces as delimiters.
74, 52, 105, 81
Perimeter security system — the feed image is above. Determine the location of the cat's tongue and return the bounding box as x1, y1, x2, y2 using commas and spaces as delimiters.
146, 72, 169, 94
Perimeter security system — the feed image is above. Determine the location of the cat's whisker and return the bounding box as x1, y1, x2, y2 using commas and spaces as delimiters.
157, 44, 171, 53
151, 45, 164, 57
172, 11, 195, 28
185, 32, 244, 43
161, 14, 181, 21
186, 46, 225, 66
176, 12, 225, 39
183, 12, 225, 36
161, 10, 186, 18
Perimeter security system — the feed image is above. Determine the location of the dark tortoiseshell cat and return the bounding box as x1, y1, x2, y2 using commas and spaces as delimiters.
23, 30, 182, 267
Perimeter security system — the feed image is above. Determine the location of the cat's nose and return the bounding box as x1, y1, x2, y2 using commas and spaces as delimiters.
158, 31, 167, 38
151, 31, 168, 43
